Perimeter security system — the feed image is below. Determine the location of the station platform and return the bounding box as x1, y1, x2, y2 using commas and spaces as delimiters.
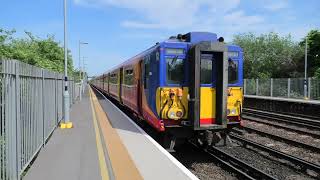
23, 86, 198, 180
244, 95, 320, 104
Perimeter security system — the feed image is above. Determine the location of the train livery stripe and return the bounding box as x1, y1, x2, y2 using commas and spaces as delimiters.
200, 118, 216, 124
200, 87, 216, 123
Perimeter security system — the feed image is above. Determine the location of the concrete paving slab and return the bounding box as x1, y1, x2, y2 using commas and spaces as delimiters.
24, 90, 101, 180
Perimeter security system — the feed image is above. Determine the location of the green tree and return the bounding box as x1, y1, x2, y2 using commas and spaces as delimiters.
300, 30, 320, 78
0, 28, 74, 74
233, 32, 304, 79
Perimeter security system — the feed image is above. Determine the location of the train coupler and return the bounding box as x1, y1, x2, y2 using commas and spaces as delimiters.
213, 132, 234, 147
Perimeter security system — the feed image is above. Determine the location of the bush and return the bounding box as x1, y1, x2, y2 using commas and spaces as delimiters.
0, 28, 74, 74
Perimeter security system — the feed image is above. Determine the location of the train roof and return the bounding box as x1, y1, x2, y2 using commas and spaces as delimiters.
102, 43, 159, 75
100, 32, 242, 76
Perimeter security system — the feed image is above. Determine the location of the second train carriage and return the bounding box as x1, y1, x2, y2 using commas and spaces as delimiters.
91, 32, 243, 148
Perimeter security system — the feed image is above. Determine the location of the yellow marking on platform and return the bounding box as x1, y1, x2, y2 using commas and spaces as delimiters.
90, 88, 143, 180
60, 122, 73, 129
89, 90, 109, 180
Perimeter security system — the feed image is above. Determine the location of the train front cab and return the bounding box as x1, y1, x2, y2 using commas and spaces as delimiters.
156, 37, 243, 147
156, 43, 243, 129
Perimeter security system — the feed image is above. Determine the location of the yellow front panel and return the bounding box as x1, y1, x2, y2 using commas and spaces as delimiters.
155, 87, 243, 122
200, 87, 243, 120
200, 87, 216, 119
227, 87, 243, 116
156, 87, 188, 120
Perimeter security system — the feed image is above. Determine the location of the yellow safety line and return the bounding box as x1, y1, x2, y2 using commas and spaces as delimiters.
89, 89, 109, 180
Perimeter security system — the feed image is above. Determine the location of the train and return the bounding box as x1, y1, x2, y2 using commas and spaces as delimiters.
90, 32, 243, 150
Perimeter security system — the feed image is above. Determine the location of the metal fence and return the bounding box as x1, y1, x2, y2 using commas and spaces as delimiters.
0, 60, 83, 180
244, 78, 320, 100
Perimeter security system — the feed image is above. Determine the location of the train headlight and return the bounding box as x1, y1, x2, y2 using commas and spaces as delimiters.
176, 111, 183, 118
169, 112, 175, 118
227, 109, 230, 115
231, 109, 236, 115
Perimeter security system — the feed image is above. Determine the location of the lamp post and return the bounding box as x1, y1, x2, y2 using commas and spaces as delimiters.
78, 41, 88, 100
62, 0, 72, 128
79, 41, 88, 80
82, 56, 88, 93
82, 56, 88, 77
304, 37, 308, 99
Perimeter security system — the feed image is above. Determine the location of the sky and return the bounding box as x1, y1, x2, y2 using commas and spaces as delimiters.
1, 0, 320, 76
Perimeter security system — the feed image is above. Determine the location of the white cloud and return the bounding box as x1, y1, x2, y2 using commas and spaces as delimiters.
223, 11, 264, 26
264, 0, 288, 11
121, 21, 163, 29
73, 0, 262, 32
75, 0, 312, 42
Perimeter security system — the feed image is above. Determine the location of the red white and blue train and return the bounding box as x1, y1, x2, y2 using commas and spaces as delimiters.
91, 32, 244, 149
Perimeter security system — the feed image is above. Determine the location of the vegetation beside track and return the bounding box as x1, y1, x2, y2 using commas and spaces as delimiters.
0, 28, 83, 81
233, 30, 320, 79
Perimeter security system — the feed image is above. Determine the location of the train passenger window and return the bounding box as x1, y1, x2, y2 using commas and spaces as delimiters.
110, 73, 118, 84
228, 59, 238, 84
124, 69, 134, 85
200, 54, 213, 84
166, 57, 184, 84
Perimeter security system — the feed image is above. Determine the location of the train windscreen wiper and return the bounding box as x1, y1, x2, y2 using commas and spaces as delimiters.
170, 55, 179, 66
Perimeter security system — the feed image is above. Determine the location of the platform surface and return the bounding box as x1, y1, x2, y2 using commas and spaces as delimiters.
24, 88, 101, 180
23, 86, 197, 180
245, 95, 320, 104
93, 88, 198, 180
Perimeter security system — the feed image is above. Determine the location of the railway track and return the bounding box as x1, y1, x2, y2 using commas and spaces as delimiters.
234, 126, 320, 153
94, 87, 318, 179
188, 141, 277, 180
242, 115, 320, 139
230, 133, 320, 178
243, 108, 320, 131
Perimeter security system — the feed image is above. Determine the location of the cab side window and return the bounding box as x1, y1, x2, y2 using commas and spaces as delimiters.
228, 59, 238, 84
144, 56, 150, 89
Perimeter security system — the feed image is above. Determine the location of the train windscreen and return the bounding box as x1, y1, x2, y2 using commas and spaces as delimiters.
200, 54, 213, 84
228, 59, 238, 84
200, 54, 239, 85
166, 57, 184, 84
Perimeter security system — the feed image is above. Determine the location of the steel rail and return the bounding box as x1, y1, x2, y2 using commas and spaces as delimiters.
243, 112, 320, 131
236, 126, 320, 153
243, 108, 320, 130
242, 115, 320, 139
188, 141, 277, 180
230, 134, 320, 175
243, 107, 320, 121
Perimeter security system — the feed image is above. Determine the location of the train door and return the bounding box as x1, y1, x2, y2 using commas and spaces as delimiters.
143, 56, 151, 102
188, 41, 228, 130
107, 73, 110, 94
119, 67, 123, 103
137, 61, 143, 115
102, 74, 105, 90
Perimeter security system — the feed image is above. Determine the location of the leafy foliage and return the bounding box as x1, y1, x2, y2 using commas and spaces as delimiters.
233, 32, 304, 79
0, 28, 74, 74
300, 30, 320, 78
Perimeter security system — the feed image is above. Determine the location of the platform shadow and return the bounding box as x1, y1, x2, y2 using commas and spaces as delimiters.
92, 88, 144, 135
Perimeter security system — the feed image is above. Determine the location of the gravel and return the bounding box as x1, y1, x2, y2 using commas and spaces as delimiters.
243, 120, 320, 148
235, 127, 320, 166
220, 144, 315, 180
243, 115, 320, 136
172, 144, 237, 180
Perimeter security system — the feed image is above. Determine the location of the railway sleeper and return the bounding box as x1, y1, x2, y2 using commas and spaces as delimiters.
231, 134, 320, 178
